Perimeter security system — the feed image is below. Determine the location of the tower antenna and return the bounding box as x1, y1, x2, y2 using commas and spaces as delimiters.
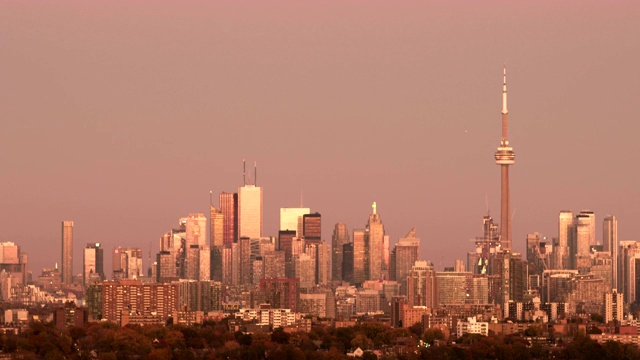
243, 159, 246, 185
254, 161, 257, 186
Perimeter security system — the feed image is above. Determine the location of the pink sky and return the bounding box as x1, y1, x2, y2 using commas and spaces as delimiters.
1, 1, 639, 275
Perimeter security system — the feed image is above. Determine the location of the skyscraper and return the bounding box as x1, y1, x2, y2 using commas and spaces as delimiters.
210, 202, 224, 248
342, 243, 354, 284
113, 247, 143, 280
210, 203, 224, 281
557, 211, 574, 270
61, 221, 74, 285
83, 243, 104, 286
575, 211, 595, 273
331, 223, 349, 282
603, 215, 618, 289
185, 213, 207, 248
239, 185, 263, 239
366, 202, 385, 281
303, 213, 322, 244
353, 229, 366, 286
280, 207, 310, 236
219, 192, 238, 245
494, 66, 515, 251
394, 228, 420, 296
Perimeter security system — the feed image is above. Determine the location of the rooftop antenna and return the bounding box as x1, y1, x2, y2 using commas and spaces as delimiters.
254, 161, 257, 186
243, 159, 246, 185
209, 190, 214, 206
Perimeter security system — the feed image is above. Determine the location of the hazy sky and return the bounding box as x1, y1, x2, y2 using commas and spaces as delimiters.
1, 1, 639, 276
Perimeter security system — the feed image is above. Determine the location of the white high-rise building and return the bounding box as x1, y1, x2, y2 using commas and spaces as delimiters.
280, 208, 310, 237
557, 211, 574, 270
239, 185, 263, 239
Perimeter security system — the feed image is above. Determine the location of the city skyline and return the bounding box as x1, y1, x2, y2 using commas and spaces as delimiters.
1, 2, 639, 275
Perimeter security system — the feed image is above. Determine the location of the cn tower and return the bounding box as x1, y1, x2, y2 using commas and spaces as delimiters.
494, 66, 515, 251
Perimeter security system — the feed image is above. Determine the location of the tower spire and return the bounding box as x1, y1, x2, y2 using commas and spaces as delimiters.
501, 65, 509, 142
502, 65, 508, 115
495, 65, 516, 252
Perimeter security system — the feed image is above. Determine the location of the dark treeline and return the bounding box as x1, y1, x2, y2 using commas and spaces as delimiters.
2, 319, 640, 360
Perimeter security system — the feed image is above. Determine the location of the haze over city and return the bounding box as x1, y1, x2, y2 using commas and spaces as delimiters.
1, 1, 639, 276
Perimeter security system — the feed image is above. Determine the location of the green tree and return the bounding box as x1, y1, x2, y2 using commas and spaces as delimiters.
271, 327, 291, 344
422, 328, 445, 345
351, 334, 373, 350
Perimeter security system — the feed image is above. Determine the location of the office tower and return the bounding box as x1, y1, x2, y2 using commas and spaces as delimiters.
210, 203, 224, 248
156, 251, 178, 283
316, 241, 331, 286
619, 241, 640, 304
220, 192, 238, 245
61, 221, 74, 285
436, 271, 471, 306
406, 260, 437, 308
342, 243, 354, 284
558, 211, 574, 270
239, 163, 263, 239
603, 216, 618, 289
578, 210, 596, 246
221, 245, 233, 285
366, 202, 385, 280
183, 243, 211, 281
185, 213, 207, 248
83, 243, 104, 286
494, 66, 516, 251
278, 230, 296, 258
575, 211, 595, 273
394, 228, 420, 296
491, 251, 512, 306
260, 278, 299, 312
280, 208, 310, 236
113, 247, 143, 280
353, 229, 366, 285
509, 254, 526, 302
0, 242, 28, 286
331, 223, 349, 282
211, 246, 222, 282
383, 235, 390, 279
303, 213, 321, 244
238, 237, 252, 285
604, 289, 623, 324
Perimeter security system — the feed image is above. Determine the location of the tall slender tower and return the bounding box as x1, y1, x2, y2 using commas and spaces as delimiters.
61, 221, 74, 284
494, 66, 516, 251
